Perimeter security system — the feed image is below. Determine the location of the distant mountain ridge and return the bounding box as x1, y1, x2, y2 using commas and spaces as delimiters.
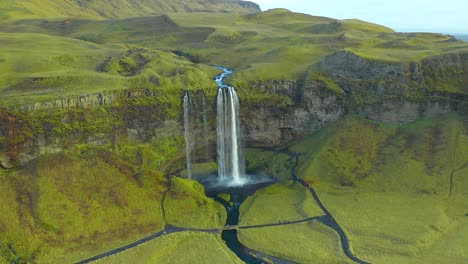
453, 34, 468, 41
0, 0, 260, 20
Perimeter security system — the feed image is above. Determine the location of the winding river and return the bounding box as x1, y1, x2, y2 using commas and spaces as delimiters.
210, 67, 368, 264
76, 67, 369, 264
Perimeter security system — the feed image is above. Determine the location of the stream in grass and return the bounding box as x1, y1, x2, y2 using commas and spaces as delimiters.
200, 174, 297, 264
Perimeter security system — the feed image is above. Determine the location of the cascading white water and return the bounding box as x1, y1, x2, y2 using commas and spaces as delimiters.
201, 90, 210, 159
216, 78, 244, 183
183, 91, 193, 179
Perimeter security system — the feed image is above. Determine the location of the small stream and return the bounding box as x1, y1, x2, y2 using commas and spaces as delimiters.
201, 175, 295, 264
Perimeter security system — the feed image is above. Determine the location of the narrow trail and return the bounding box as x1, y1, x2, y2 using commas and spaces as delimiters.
449, 160, 468, 197
77, 65, 369, 264
76, 148, 370, 264
75, 226, 217, 264
269, 148, 370, 264
160, 174, 173, 225
238, 216, 322, 230
216, 196, 298, 264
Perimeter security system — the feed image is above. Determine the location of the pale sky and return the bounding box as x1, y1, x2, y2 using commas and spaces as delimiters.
249, 0, 468, 34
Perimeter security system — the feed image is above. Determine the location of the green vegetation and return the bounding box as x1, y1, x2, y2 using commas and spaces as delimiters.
237, 182, 353, 263
238, 222, 353, 263
0, 1, 467, 263
286, 113, 468, 263
316, 189, 468, 263
0, 143, 226, 262
0, 147, 167, 263
0, 6, 466, 107
0, 0, 258, 20
236, 113, 467, 263
94, 232, 243, 264
164, 177, 226, 229
0, 32, 218, 106
239, 182, 323, 225
245, 148, 292, 180
293, 113, 467, 187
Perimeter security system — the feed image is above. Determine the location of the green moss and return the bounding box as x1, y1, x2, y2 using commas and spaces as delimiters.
164, 177, 226, 229
181, 162, 217, 179
295, 115, 394, 186
246, 148, 292, 180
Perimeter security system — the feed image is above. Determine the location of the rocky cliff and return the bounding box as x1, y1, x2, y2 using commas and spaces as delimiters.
1, 51, 467, 168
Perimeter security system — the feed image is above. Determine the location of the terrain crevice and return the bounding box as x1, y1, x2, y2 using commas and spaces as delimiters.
449, 160, 468, 197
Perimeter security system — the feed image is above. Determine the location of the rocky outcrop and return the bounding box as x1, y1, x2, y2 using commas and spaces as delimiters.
238, 51, 468, 146
357, 99, 454, 124
318, 51, 405, 79
317, 50, 468, 96
240, 80, 345, 146
0, 88, 188, 166
12, 89, 159, 111
2, 51, 468, 166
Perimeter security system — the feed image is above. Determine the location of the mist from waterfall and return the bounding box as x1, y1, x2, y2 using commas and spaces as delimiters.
217, 86, 245, 183
183, 91, 193, 179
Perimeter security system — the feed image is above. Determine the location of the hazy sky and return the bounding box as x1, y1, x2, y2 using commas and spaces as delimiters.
249, 0, 468, 33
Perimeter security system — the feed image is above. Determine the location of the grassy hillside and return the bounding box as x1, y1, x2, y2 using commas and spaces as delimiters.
287, 113, 468, 263
0, 2, 467, 263
0, 145, 227, 263
0, 31, 218, 106
0, 7, 467, 107
0, 0, 259, 20
235, 113, 467, 263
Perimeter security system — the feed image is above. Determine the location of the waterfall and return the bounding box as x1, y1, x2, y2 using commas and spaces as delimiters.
217, 86, 244, 183
201, 90, 210, 159
183, 91, 193, 179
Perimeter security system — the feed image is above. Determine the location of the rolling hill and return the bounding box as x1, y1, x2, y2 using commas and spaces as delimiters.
0, 1, 467, 263
0, 0, 260, 20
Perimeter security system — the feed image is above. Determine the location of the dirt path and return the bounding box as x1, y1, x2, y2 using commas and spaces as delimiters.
77, 147, 370, 264
449, 160, 468, 197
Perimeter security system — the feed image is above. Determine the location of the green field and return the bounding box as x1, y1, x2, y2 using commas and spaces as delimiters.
94, 232, 243, 264
1, 1, 467, 263
1, 7, 467, 107
285, 113, 468, 263
238, 222, 353, 263
239, 182, 323, 225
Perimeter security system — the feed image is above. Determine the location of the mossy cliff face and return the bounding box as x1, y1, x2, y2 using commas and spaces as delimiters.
0, 88, 187, 168
232, 51, 467, 146
317, 51, 467, 98
238, 79, 345, 146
